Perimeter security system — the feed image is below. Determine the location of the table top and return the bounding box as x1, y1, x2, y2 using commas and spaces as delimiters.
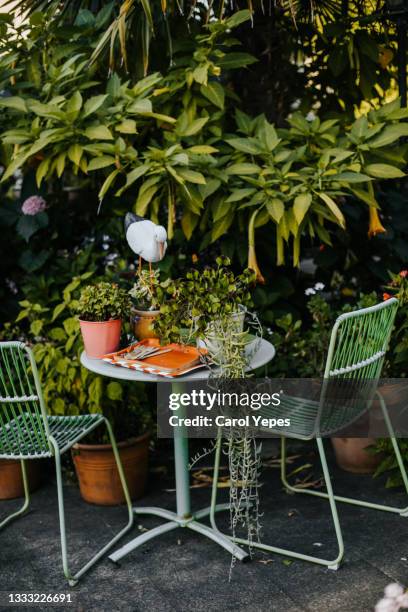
80, 338, 275, 383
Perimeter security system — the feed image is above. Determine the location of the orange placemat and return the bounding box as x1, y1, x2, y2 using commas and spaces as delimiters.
103, 339, 208, 378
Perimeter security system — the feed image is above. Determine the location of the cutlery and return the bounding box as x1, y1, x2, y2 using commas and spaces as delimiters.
124, 346, 173, 360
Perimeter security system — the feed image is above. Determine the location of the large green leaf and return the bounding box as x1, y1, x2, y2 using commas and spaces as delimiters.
85, 125, 113, 140
365, 163, 405, 179
98, 168, 120, 200
266, 199, 285, 223
178, 117, 208, 137
68, 143, 83, 166
87, 156, 116, 171
226, 163, 260, 175
317, 192, 345, 228
0, 96, 27, 112
293, 193, 312, 224
128, 98, 152, 114
116, 165, 149, 195
83, 94, 109, 117
224, 9, 252, 28
200, 82, 225, 109
226, 138, 262, 154
226, 188, 256, 203
333, 171, 372, 183
135, 184, 160, 216
66, 90, 83, 119
178, 169, 206, 185
217, 52, 257, 69
368, 124, 408, 148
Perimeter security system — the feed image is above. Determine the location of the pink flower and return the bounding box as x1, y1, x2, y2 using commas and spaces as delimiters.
399, 270, 408, 279
21, 195, 46, 216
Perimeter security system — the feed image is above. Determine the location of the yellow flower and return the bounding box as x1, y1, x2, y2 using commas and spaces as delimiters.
368, 207, 386, 237
248, 245, 265, 284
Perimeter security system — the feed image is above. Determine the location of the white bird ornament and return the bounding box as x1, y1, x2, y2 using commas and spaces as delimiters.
124, 213, 167, 276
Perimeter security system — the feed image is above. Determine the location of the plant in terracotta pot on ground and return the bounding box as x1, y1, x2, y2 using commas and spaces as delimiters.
72, 384, 154, 506
74, 282, 131, 358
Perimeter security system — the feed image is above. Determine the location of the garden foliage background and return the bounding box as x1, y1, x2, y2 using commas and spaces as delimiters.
0, 1, 407, 460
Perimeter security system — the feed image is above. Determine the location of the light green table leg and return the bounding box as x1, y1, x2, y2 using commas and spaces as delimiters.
109, 382, 249, 564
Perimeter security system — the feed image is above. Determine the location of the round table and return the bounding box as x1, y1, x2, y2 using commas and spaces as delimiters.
80, 338, 275, 564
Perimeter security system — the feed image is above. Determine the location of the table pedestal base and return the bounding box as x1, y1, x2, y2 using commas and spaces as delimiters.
108, 504, 249, 563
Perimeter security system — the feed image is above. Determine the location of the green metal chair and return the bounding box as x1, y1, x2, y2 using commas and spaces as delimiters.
0, 341, 134, 586
210, 298, 406, 569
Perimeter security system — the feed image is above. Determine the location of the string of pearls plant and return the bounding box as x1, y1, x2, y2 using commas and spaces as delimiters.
151, 256, 263, 569
206, 311, 263, 573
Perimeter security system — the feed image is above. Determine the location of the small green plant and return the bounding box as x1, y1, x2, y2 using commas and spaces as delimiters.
153, 256, 255, 344
129, 269, 163, 311
74, 282, 131, 322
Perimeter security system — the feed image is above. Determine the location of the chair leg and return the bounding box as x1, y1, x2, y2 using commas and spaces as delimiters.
281, 396, 408, 516
0, 459, 30, 530
209, 432, 344, 569
50, 419, 134, 586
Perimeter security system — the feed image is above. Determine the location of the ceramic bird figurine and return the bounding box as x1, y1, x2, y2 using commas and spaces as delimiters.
124, 213, 167, 275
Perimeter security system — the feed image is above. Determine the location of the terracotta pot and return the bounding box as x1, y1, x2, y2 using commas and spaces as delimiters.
0, 458, 43, 500
79, 319, 122, 358
133, 309, 160, 340
72, 433, 149, 506
331, 437, 381, 474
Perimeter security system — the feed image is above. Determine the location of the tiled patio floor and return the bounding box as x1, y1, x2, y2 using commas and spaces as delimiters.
1, 442, 407, 612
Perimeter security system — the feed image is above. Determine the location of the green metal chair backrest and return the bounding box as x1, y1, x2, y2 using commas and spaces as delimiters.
0, 342, 50, 458
317, 298, 399, 435
324, 298, 399, 381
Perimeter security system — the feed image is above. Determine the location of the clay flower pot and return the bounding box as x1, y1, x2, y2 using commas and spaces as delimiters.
0, 458, 43, 500
72, 433, 149, 506
133, 308, 160, 340
331, 438, 381, 474
79, 319, 122, 358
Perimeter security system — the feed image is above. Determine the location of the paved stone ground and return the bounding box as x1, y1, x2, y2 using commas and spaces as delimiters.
1, 441, 408, 612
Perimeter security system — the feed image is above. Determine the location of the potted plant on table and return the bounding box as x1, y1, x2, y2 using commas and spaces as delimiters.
75, 282, 131, 358
153, 256, 256, 360
129, 269, 164, 340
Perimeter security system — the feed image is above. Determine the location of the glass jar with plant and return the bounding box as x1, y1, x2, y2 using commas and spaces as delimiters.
74, 281, 131, 358
153, 256, 255, 348
129, 268, 164, 340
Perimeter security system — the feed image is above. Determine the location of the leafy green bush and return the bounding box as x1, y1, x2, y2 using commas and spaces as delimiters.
74, 282, 131, 322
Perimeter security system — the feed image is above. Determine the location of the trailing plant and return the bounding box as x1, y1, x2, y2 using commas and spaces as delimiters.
74, 281, 131, 322
153, 256, 255, 344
